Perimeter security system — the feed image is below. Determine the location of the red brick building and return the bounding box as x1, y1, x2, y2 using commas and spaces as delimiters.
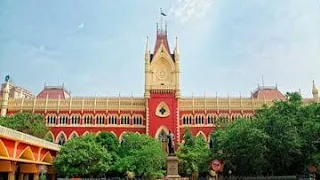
1, 25, 318, 146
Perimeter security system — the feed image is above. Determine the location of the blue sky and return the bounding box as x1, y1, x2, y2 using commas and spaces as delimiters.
0, 0, 320, 97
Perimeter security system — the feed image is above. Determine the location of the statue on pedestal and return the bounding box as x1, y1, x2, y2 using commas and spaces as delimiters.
167, 130, 175, 155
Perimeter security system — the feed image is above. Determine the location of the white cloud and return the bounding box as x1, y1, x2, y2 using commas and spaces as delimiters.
170, 0, 214, 23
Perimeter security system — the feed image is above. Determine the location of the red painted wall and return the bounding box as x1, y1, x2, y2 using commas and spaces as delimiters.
147, 92, 178, 140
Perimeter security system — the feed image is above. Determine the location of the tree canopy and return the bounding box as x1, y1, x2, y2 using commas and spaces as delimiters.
0, 112, 48, 138
54, 135, 112, 178
115, 133, 166, 179
54, 132, 166, 179
95, 132, 119, 176
177, 129, 211, 177
211, 92, 320, 176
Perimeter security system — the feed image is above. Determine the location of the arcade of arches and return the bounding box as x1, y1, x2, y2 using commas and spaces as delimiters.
0, 126, 60, 180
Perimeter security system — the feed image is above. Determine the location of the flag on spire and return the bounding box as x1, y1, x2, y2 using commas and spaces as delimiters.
160, 8, 167, 16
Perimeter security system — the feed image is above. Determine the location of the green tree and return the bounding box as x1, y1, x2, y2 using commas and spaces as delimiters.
212, 120, 269, 176
177, 129, 211, 177
211, 92, 320, 176
115, 133, 166, 179
54, 135, 112, 178
0, 112, 48, 138
96, 132, 119, 153
95, 132, 119, 176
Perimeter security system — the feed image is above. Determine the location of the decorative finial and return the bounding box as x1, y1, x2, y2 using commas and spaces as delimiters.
175, 37, 180, 54
145, 36, 149, 53
312, 80, 318, 95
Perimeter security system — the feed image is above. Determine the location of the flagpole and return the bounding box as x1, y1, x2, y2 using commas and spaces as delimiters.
160, 8, 163, 32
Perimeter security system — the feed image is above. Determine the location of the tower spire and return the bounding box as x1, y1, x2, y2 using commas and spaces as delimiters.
312, 80, 318, 101
1, 75, 10, 117
159, 8, 167, 34
145, 36, 149, 57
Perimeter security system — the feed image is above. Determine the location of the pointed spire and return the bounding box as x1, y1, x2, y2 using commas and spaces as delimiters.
312, 80, 318, 101
312, 80, 318, 94
145, 36, 149, 54
1, 78, 10, 117
153, 22, 170, 56
3, 79, 10, 94
175, 37, 179, 54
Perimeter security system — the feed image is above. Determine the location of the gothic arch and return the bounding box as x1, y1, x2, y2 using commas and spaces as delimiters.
208, 133, 214, 148
110, 131, 117, 138
56, 131, 67, 145
18, 146, 35, 161
0, 139, 9, 157
119, 131, 128, 141
69, 131, 79, 140
207, 134, 211, 143
152, 43, 176, 71
41, 151, 53, 163
95, 131, 102, 136
45, 131, 55, 142
154, 126, 169, 139
196, 131, 207, 141
82, 131, 90, 136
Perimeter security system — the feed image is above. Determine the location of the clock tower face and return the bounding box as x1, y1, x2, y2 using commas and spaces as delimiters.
148, 57, 175, 88
157, 69, 167, 80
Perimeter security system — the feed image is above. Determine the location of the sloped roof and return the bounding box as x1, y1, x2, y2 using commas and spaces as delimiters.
252, 86, 286, 100
153, 32, 171, 55
37, 86, 71, 99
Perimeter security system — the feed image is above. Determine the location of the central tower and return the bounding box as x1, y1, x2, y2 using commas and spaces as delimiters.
145, 24, 181, 144
144, 25, 180, 97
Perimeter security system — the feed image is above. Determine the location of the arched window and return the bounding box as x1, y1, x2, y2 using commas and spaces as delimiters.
46, 115, 56, 125
159, 129, 167, 142
133, 115, 143, 125
59, 115, 69, 125
69, 132, 79, 140
182, 115, 192, 125
83, 114, 93, 125
71, 115, 80, 125
195, 114, 204, 124
57, 133, 66, 145
95, 115, 106, 125
108, 115, 118, 125
44, 132, 54, 142
120, 115, 130, 125
207, 114, 216, 124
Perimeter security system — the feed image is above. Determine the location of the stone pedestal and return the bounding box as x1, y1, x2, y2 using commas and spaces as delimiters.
166, 155, 180, 179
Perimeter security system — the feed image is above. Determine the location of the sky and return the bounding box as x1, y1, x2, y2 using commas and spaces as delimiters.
0, 0, 320, 98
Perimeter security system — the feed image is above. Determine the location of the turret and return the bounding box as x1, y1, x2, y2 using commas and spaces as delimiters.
144, 22, 180, 97
312, 80, 318, 102
1, 75, 10, 117
174, 37, 181, 98
144, 37, 150, 98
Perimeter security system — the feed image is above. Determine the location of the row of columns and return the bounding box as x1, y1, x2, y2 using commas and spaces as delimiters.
0, 161, 55, 180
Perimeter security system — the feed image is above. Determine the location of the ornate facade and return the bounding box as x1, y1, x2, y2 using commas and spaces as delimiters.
1, 25, 319, 146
